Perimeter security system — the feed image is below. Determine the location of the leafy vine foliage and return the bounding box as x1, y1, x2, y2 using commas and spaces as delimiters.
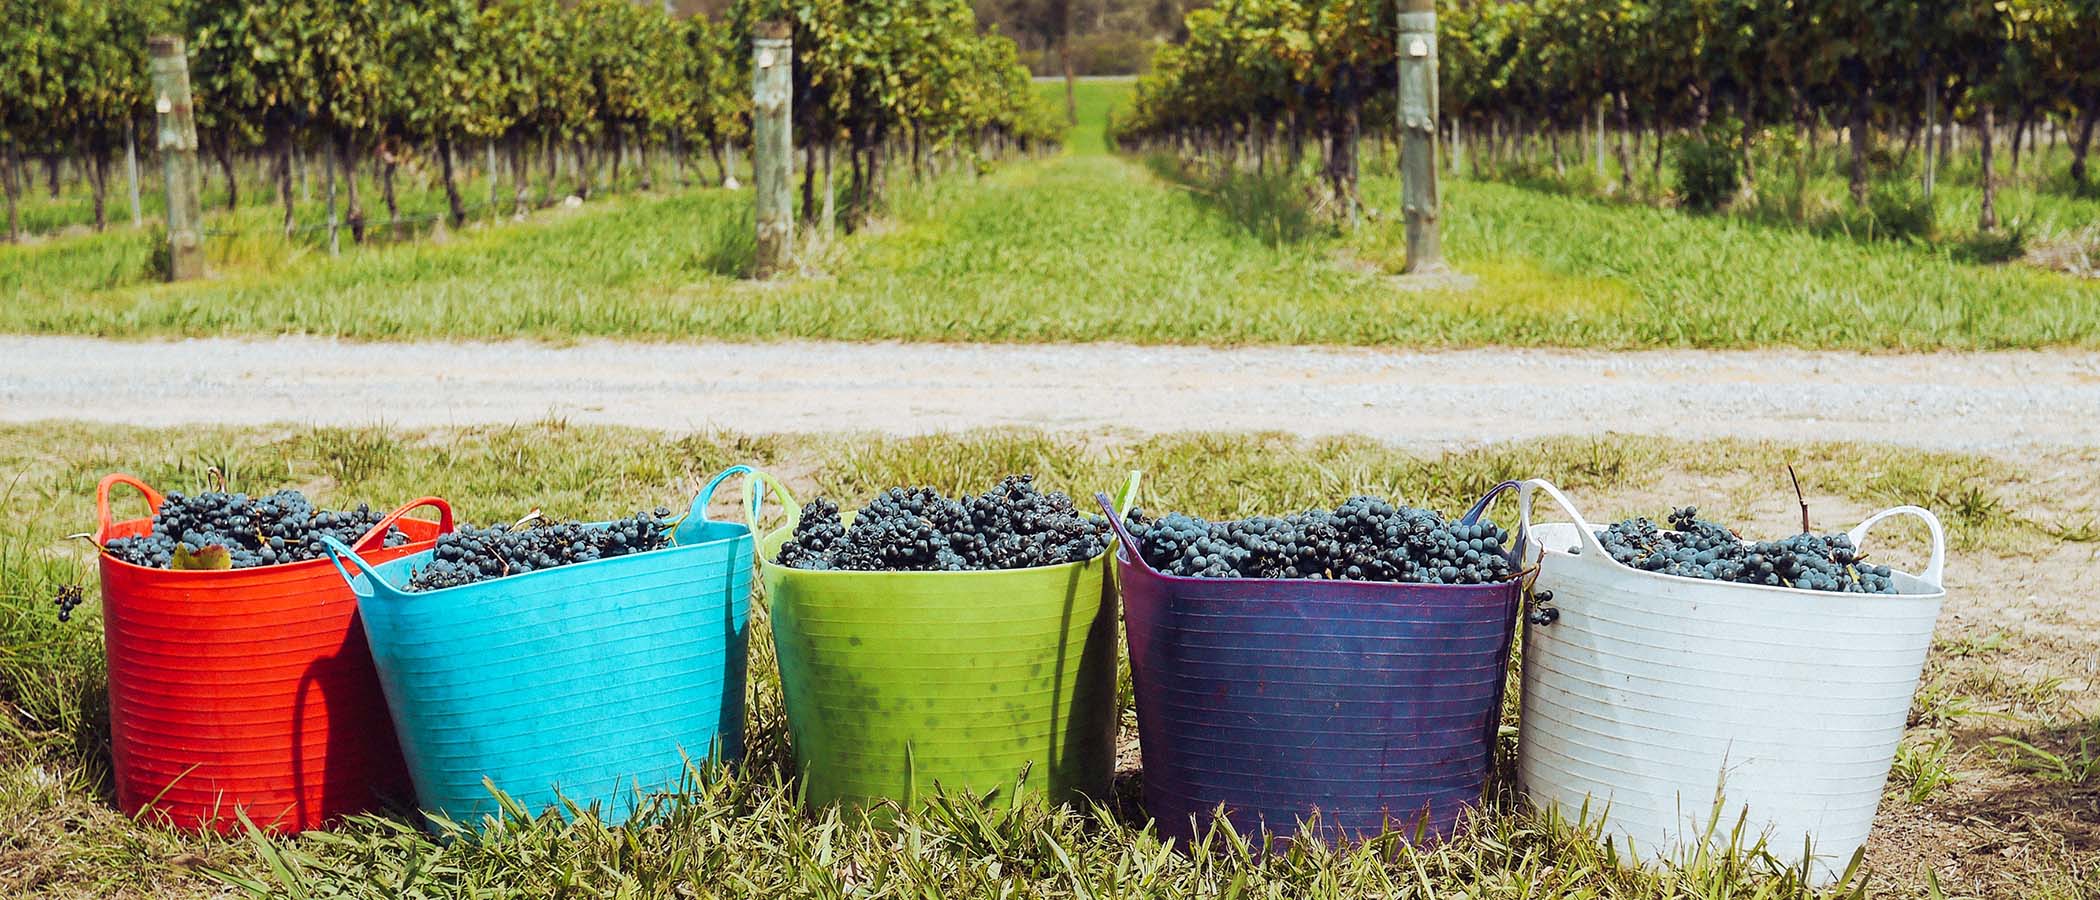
0, 0, 1064, 241
1113, 0, 2100, 226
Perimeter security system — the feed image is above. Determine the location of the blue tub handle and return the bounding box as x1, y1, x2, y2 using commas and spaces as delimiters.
321, 535, 395, 601
687, 465, 800, 537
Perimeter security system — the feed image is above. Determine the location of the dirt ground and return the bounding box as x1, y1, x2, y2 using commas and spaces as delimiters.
4, 337, 2098, 452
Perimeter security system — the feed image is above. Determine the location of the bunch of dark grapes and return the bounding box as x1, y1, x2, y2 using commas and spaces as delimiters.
103, 490, 409, 569
53, 584, 86, 622
774, 475, 1109, 572
404, 509, 675, 592
1124, 496, 1516, 585
1594, 506, 1897, 594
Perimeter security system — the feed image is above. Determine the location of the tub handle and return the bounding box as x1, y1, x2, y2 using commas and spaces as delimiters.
320, 536, 392, 601
1462, 479, 1527, 565
95, 473, 166, 539
1847, 506, 1945, 589
1458, 480, 1520, 525
353, 497, 456, 549
1091, 471, 1150, 571
688, 465, 799, 538
1517, 479, 1613, 563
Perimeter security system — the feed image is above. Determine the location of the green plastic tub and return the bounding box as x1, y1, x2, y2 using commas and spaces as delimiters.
756, 475, 1137, 814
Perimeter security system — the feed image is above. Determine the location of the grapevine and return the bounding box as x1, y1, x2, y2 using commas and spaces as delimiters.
1115, 0, 2100, 221
1124, 496, 1516, 585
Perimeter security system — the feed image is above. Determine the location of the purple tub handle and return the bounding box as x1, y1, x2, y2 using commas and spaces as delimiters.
1460, 480, 1520, 524
1095, 492, 1155, 575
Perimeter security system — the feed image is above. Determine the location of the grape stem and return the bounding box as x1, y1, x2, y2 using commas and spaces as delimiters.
1787, 464, 1810, 533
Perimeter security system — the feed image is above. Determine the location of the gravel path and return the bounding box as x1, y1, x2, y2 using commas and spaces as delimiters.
4, 336, 2095, 451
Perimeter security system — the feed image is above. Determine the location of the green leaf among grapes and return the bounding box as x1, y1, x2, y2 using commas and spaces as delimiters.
172, 544, 234, 571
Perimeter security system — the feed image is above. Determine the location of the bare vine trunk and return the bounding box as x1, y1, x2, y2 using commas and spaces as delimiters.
1849, 81, 1871, 207
543, 137, 557, 206
1613, 91, 1634, 194
381, 160, 402, 239
1978, 104, 1998, 231
574, 141, 593, 199
637, 135, 653, 191
2072, 103, 2096, 187
821, 140, 835, 240
341, 137, 366, 243
436, 136, 466, 227
87, 146, 110, 230
2010, 107, 2029, 176
510, 136, 529, 216
2, 147, 20, 242
801, 142, 816, 221
275, 134, 295, 238
215, 142, 239, 211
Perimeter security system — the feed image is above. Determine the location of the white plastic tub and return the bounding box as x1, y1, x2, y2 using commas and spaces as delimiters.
1515, 480, 1945, 884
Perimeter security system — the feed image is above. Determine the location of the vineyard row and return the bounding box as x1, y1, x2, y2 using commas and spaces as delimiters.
0, 0, 1068, 245
1112, 0, 2100, 229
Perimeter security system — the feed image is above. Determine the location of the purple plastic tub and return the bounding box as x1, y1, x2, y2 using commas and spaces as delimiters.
1099, 483, 1525, 846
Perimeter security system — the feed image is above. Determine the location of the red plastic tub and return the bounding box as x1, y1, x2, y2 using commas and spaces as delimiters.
93, 473, 452, 833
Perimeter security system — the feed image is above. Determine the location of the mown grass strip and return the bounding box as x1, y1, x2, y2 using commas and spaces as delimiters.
3, 423, 2093, 900
2, 80, 2094, 348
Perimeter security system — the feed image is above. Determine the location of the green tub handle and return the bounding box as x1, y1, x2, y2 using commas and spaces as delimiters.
685, 465, 800, 540
1112, 471, 1142, 519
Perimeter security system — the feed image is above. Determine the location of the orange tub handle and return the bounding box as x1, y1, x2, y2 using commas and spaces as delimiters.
355, 496, 456, 549
96, 473, 166, 538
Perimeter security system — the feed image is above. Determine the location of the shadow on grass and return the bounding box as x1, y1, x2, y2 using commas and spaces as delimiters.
1140, 154, 1328, 246
1950, 716, 2100, 854
1484, 166, 2062, 270
689, 210, 757, 277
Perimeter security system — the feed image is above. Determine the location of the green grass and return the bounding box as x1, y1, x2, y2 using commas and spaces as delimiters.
1050, 79, 1124, 156
1480, 133, 2100, 255
2, 79, 2095, 349
3, 423, 2098, 898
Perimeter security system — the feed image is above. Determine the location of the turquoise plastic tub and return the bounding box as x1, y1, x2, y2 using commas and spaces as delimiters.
322, 466, 771, 825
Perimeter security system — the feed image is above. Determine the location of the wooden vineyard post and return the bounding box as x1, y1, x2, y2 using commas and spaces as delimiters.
148, 35, 205, 281
751, 21, 794, 278
1397, 0, 1445, 275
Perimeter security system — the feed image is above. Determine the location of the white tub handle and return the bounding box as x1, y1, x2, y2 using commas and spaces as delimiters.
1518, 479, 1613, 561
1847, 506, 1945, 589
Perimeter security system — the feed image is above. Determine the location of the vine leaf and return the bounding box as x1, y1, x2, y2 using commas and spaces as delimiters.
173, 544, 234, 571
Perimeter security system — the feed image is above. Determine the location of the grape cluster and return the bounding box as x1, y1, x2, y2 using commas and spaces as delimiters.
776, 475, 1110, 571
53, 584, 86, 622
1594, 506, 1898, 594
103, 490, 409, 570
404, 509, 676, 592
1126, 496, 1516, 584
